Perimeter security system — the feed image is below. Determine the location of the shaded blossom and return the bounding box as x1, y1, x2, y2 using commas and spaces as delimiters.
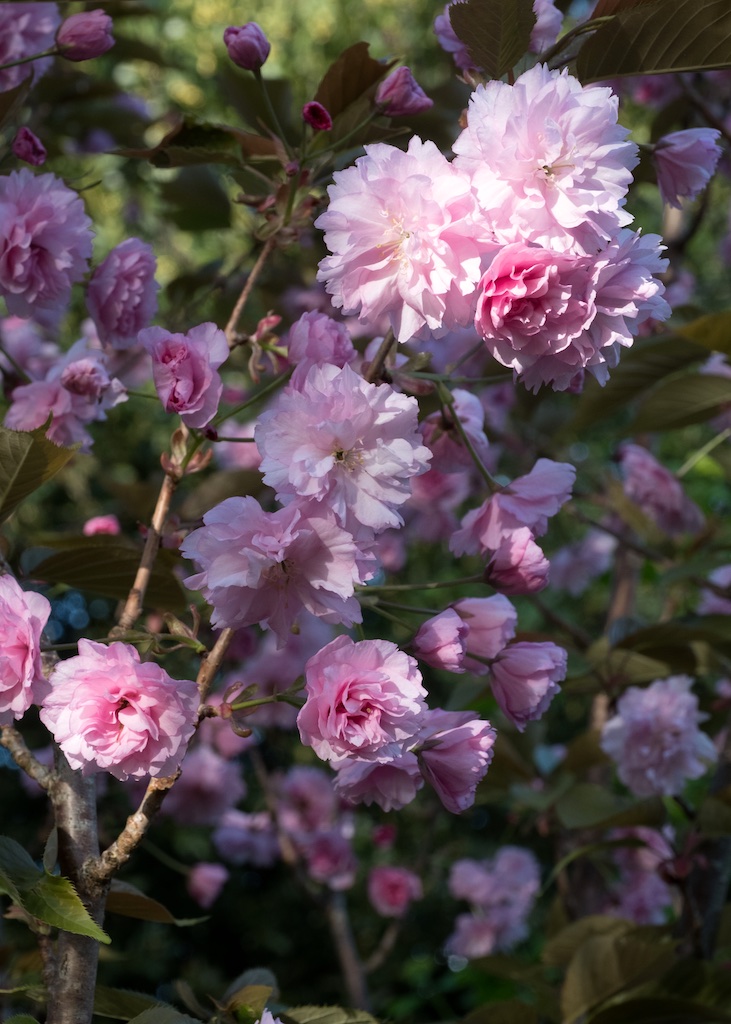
0, 575, 50, 726
87, 238, 158, 349
139, 322, 228, 429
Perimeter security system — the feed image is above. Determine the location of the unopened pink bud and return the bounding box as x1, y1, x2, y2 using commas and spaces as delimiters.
485, 528, 550, 595
56, 10, 114, 62
375, 66, 433, 117
11, 127, 47, 167
303, 101, 333, 132
223, 23, 270, 72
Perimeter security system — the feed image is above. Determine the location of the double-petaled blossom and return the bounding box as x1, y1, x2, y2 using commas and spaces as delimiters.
484, 527, 550, 595
256, 363, 431, 538
653, 128, 722, 208
0, 576, 50, 726
315, 137, 487, 342
368, 866, 423, 917
618, 443, 705, 536
415, 708, 496, 813
39, 640, 199, 780
452, 595, 517, 675
297, 635, 427, 763
453, 64, 638, 254
87, 238, 158, 349
489, 642, 566, 730
139, 322, 228, 429
181, 497, 363, 646
285, 311, 356, 381
413, 608, 468, 673
333, 752, 424, 812
600, 675, 717, 797
375, 67, 433, 117
0, 170, 93, 321
0, 4, 61, 93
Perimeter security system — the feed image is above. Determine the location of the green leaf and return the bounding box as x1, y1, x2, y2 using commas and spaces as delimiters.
159, 165, 231, 232
31, 537, 186, 612
3, 1016, 42, 1024
118, 116, 280, 168
555, 783, 665, 830
106, 880, 201, 926
632, 374, 731, 431
42, 828, 58, 874
225, 983, 273, 1020
588, 997, 731, 1023
576, 0, 731, 82
94, 986, 172, 1020
23, 873, 110, 944
543, 916, 633, 969
677, 311, 731, 353
0, 425, 79, 524
282, 1008, 380, 1024
463, 1003, 539, 1024
127, 1009, 202, 1024
449, 0, 536, 79
698, 796, 731, 837
0, 836, 44, 902
592, 0, 661, 15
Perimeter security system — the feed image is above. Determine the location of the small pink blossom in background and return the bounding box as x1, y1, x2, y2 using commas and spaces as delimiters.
333, 752, 424, 811
87, 238, 158, 349
550, 529, 617, 596
453, 595, 517, 675
0, 4, 61, 93
223, 22, 270, 71
484, 527, 550, 595
303, 101, 332, 131
0, 317, 58, 383
316, 137, 486, 342
375, 67, 433, 117
368, 866, 423, 917
83, 514, 120, 536
213, 810, 280, 867
276, 765, 338, 835
0, 170, 93, 321
606, 827, 674, 925
413, 608, 467, 673
451, 459, 576, 556
415, 708, 496, 813
39, 639, 198, 780
56, 9, 115, 61
433, 4, 474, 72
256, 1011, 284, 1024
12, 127, 47, 166
698, 564, 731, 616
453, 64, 638, 253
139, 322, 228, 429
653, 128, 722, 208
600, 675, 717, 797
530, 0, 562, 52
187, 862, 229, 909
181, 497, 363, 645
489, 641, 566, 731
297, 635, 427, 763
0, 575, 50, 726
301, 829, 357, 890
256, 363, 431, 537
285, 311, 356, 384
420, 389, 490, 474
618, 443, 705, 537
445, 913, 498, 959
159, 744, 246, 827
405, 466, 470, 544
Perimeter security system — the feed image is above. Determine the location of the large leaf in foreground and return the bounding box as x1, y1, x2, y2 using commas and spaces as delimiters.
0, 425, 78, 524
449, 0, 536, 79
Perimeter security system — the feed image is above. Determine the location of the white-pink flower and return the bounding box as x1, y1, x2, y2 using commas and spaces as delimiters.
256, 363, 431, 537
182, 497, 363, 646
489, 641, 566, 730
297, 635, 427, 763
316, 136, 486, 342
453, 64, 638, 253
87, 238, 158, 349
0, 170, 93, 321
39, 639, 199, 780
600, 675, 717, 797
368, 866, 423, 917
0, 576, 50, 726
139, 322, 228, 429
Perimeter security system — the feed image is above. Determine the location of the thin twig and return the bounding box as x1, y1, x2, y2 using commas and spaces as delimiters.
0, 725, 55, 791
364, 329, 396, 384
224, 236, 277, 347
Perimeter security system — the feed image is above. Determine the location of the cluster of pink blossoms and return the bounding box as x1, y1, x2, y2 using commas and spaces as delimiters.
316, 64, 672, 392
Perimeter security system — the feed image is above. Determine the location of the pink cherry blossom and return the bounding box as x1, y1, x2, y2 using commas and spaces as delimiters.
484, 527, 550, 595
375, 67, 433, 117
600, 675, 717, 797
489, 641, 566, 731
39, 639, 198, 780
275, 765, 338, 835
433, 5, 474, 72
0, 575, 50, 726
12, 128, 47, 167
550, 529, 617, 596
413, 608, 467, 673
0, 170, 93, 321
653, 128, 722, 208
297, 635, 427, 763
87, 238, 158, 349
181, 497, 363, 646
139, 322, 228, 429
285, 311, 356, 385
213, 810, 280, 867
530, 0, 562, 52
187, 862, 229, 909
618, 443, 704, 536
223, 22, 270, 71
159, 744, 246, 826
368, 866, 423, 917
256, 363, 431, 537
333, 752, 424, 811
56, 9, 114, 61
83, 514, 121, 536
415, 708, 496, 813
698, 564, 731, 616
453, 64, 638, 253
453, 595, 517, 675
0, 4, 61, 93
315, 136, 487, 342
301, 829, 357, 890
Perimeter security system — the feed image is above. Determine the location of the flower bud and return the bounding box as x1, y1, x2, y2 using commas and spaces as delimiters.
302, 101, 333, 132
484, 528, 550, 595
11, 127, 47, 167
223, 22, 270, 71
56, 10, 115, 62
375, 66, 433, 117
